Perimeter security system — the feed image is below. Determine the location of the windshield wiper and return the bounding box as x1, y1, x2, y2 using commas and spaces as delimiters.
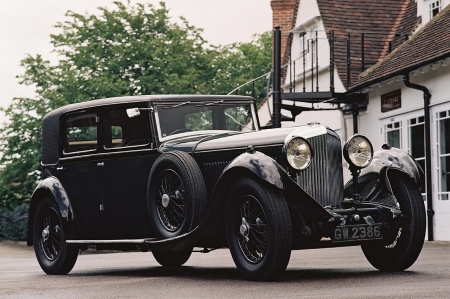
162, 101, 190, 109
195, 100, 223, 107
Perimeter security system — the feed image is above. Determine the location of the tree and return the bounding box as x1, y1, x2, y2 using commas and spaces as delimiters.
208, 31, 272, 102
0, 1, 272, 236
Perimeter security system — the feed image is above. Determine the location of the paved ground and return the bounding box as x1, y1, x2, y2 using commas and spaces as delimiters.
1, 241, 449, 298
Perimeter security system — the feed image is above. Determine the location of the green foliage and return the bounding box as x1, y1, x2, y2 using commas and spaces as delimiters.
207, 31, 272, 103
0, 1, 272, 238
0, 204, 29, 241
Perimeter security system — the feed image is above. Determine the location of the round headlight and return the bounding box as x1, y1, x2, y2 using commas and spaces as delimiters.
285, 137, 312, 170
343, 135, 373, 169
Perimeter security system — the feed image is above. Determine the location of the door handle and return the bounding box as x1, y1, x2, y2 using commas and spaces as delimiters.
56, 166, 64, 171
97, 162, 104, 167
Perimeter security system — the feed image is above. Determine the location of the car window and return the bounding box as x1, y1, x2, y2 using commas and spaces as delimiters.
156, 102, 256, 139
104, 108, 152, 148
65, 113, 98, 154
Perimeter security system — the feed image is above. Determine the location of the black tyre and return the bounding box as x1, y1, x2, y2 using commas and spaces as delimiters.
148, 151, 207, 239
226, 177, 292, 281
362, 174, 426, 271
32, 197, 79, 275
152, 248, 192, 267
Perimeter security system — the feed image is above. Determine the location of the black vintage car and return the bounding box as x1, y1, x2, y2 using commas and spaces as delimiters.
28, 95, 425, 281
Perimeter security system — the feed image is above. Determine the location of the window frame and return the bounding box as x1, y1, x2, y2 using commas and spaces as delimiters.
429, 0, 443, 20
61, 109, 100, 156
102, 103, 154, 151
153, 100, 259, 142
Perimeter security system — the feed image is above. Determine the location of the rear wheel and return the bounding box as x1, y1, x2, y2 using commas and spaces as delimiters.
226, 177, 292, 281
33, 197, 79, 274
361, 174, 426, 271
152, 249, 192, 267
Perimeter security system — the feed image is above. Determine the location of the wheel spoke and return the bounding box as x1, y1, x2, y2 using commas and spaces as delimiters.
236, 195, 268, 263
156, 170, 186, 232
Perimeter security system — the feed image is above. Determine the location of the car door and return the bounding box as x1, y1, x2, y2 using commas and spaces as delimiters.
58, 110, 109, 239
99, 104, 159, 239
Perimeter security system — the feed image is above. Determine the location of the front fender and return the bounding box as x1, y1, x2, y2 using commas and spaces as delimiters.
362, 147, 424, 186
222, 151, 285, 189
344, 147, 424, 202
27, 177, 76, 246
188, 151, 332, 247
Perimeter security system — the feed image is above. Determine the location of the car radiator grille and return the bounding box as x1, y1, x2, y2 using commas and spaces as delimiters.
199, 131, 343, 208
296, 130, 344, 207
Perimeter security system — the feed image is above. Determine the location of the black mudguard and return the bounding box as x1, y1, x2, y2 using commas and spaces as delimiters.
344, 147, 425, 203
27, 177, 76, 246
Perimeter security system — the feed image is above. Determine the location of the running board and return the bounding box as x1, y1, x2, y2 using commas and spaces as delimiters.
66, 229, 199, 246
66, 238, 157, 244
66, 227, 201, 250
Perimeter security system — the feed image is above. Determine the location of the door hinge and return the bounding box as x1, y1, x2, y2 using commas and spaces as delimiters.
96, 116, 99, 123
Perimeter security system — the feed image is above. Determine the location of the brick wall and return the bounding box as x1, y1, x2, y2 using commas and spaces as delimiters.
271, 0, 300, 83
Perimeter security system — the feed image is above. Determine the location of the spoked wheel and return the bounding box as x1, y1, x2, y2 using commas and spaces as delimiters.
155, 170, 186, 232
148, 151, 207, 239
152, 248, 192, 267
236, 195, 268, 264
361, 174, 426, 271
226, 177, 292, 281
33, 198, 78, 274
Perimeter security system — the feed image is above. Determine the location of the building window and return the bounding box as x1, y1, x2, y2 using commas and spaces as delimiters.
429, 0, 443, 19
382, 114, 426, 201
408, 116, 426, 197
437, 110, 450, 201
384, 121, 402, 148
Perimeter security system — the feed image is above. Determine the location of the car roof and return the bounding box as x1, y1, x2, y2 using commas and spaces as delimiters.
43, 95, 253, 121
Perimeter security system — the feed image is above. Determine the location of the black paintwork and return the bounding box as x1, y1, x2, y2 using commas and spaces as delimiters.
28, 95, 422, 251
27, 177, 75, 245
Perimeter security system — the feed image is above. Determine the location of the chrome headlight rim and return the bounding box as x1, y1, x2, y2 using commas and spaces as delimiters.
343, 134, 373, 169
283, 137, 313, 171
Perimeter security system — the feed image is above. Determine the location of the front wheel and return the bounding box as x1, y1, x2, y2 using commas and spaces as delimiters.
33, 197, 79, 274
226, 177, 292, 281
361, 174, 426, 271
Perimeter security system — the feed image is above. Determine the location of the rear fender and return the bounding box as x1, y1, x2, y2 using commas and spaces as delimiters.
27, 177, 76, 246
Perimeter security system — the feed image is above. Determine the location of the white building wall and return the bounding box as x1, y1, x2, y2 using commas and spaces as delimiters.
416, 0, 449, 32
354, 62, 450, 241
257, 0, 345, 132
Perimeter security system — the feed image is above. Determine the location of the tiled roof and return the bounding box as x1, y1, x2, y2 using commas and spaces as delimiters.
351, 4, 450, 90
316, 0, 417, 89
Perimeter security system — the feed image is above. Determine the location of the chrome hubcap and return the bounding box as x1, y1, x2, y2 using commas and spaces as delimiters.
41, 226, 50, 242
162, 194, 170, 208
240, 218, 250, 241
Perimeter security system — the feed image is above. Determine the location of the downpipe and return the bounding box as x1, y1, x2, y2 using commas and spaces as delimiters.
272, 25, 282, 128
403, 74, 434, 241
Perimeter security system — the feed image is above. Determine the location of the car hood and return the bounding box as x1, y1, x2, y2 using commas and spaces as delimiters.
159, 124, 329, 153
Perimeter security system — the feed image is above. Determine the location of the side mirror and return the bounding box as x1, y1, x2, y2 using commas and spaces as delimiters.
126, 108, 140, 118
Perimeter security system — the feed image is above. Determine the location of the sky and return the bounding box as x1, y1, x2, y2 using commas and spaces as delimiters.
0, 0, 272, 123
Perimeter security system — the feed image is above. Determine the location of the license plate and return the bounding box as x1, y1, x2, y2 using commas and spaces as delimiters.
333, 224, 383, 242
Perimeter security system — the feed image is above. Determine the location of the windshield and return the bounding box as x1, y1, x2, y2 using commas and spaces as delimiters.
155, 101, 258, 140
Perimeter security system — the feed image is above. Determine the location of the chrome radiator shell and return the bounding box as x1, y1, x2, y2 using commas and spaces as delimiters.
296, 128, 343, 207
